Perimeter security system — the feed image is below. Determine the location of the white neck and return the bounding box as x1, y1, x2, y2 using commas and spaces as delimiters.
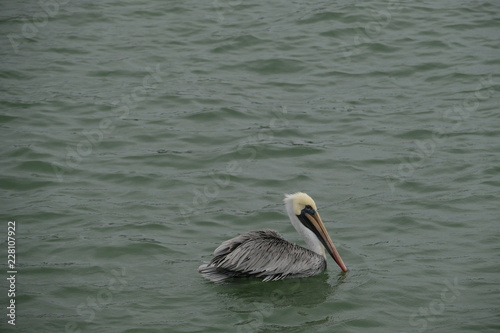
285, 200, 325, 257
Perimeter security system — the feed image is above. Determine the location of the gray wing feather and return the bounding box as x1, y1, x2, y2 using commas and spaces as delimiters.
198, 230, 326, 282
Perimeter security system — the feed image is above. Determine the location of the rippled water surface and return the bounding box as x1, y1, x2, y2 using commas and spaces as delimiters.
1, 1, 499, 332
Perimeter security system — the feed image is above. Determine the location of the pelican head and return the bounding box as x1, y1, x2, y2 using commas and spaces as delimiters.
284, 192, 348, 272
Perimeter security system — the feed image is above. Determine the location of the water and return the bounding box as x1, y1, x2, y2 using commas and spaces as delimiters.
1, 1, 499, 332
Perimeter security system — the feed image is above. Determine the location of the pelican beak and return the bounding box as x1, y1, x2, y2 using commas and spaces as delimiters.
305, 212, 348, 272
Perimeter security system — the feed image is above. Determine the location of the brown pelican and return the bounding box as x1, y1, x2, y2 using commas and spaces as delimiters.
198, 192, 348, 282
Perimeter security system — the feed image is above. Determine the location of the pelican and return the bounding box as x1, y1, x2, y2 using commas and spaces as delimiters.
198, 192, 348, 282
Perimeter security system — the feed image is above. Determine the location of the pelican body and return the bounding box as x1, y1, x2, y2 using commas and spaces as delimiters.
198, 192, 348, 282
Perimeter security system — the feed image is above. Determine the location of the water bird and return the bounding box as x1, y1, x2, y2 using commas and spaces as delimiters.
198, 192, 348, 282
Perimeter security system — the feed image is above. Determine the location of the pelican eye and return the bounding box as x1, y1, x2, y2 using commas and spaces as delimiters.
302, 205, 315, 215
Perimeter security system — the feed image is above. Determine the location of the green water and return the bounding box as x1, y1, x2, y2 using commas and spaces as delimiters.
1, 1, 499, 332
